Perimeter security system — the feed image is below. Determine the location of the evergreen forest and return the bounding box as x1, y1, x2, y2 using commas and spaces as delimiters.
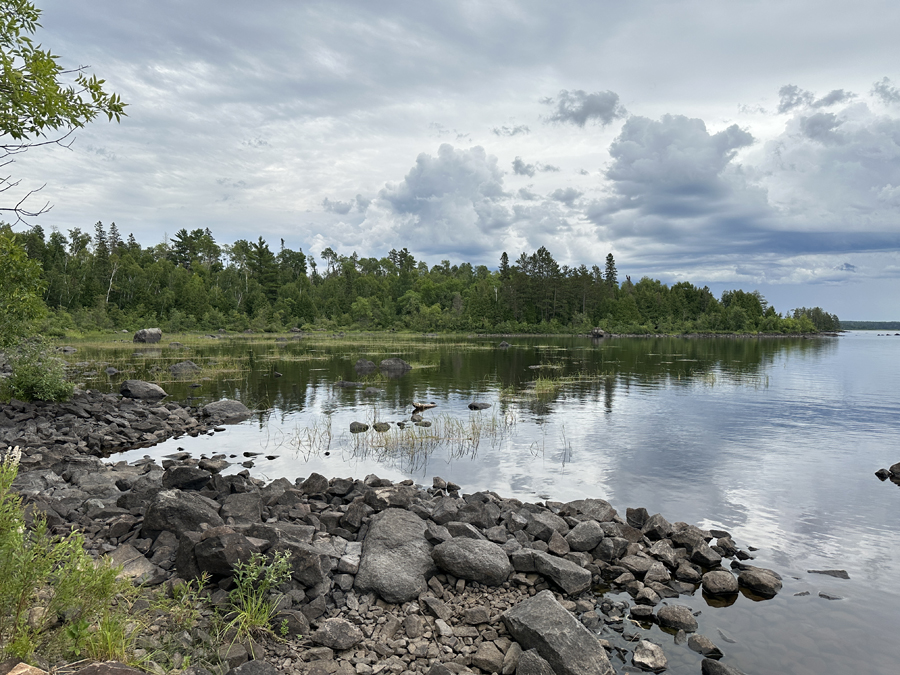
8, 222, 841, 336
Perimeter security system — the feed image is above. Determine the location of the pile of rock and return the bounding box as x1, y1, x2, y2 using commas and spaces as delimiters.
11, 453, 770, 675
0, 388, 249, 465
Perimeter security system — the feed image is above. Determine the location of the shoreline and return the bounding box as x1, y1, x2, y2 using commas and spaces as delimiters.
6, 392, 780, 675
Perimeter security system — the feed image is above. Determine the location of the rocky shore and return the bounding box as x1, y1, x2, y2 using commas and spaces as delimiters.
5, 402, 782, 675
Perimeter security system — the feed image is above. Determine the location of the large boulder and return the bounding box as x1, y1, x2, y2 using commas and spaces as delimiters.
193, 529, 262, 576
502, 590, 614, 675
737, 566, 782, 597
379, 358, 411, 377
355, 508, 435, 603
120, 380, 167, 400
532, 551, 592, 595
702, 570, 739, 595
565, 520, 605, 552
202, 399, 252, 423
432, 538, 512, 586
133, 328, 162, 343
143, 489, 224, 537
656, 605, 698, 632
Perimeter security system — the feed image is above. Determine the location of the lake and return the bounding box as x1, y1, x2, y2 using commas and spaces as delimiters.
68, 331, 900, 675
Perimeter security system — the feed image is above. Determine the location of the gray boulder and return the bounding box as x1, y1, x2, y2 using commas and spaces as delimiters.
526, 510, 569, 541
354, 358, 376, 373
632, 640, 667, 672
688, 634, 723, 658
355, 508, 435, 603
468, 402, 491, 410
502, 590, 614, 675
532, 551, 592, 595
312, 618, 363, 650
143, 489, 223, 536
737, 566, 782, 597
194, 530, 262, 576
516, 649, 554, 675
133, 328, 162, 343
162, 466, 211, 491
432, 538, 512, 586
701, 659, 746, 675
169, 360, 201, 377
656, 605, 698, 632
120, 380, 167, 400
563, 498, 617, 522
202, 399, 251, 423
565, 520, 605, 552
702, 570, 739, 595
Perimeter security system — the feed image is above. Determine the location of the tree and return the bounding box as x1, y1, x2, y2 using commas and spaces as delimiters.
604, 253, 617, 288
1, 0, 126, 221
0, 223, 44, 346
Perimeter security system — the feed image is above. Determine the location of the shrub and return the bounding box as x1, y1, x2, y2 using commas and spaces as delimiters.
0, 447, 127, 661
221, 550, 292, 641
0, 339, 73, 403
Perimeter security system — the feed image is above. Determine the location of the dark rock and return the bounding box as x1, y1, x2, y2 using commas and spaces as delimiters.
300, 472, 330, 495
227, 661, 279, 675
457, 499, 501, 529
626, 507, 649, 529
276, 609, 310, 638
194, 530, 261, 576
563, 498, 617, 522
446, 521, 486, 540
701, 659, 746, 675
472, 641, 505, 673
516, 649, 555, 675
133, 328, 162, 343
169, 360, 202, 377
890, 461, 900, 477
875, 468, 890, 480
75, 662, 146, 675
143, 489, 223, 536
161, 466, 211, 491
618, 555, 654, 577
379, 358, 411, 372
107, 544, 166, 585
593, 536, 628, 562
532, 550, 591, 595
526, 510, 569, 541
354, 359, 376, 372
105, 367, 119, 375
312, 618, 363, 650
355, 508, 435, 603
565, 520, 605, 552
468, 402, 491, 410
688, 634, 723, 658
372, 422, 390, 432
202, 399, 251, 423
364, 485, 419, 511
641, 513, 672, 541
120, 380, 167, 401
807, 569, 850, 579
432, 538, 512, 585
220, 493, 263, 523
691, 542, 723, 567
349, 422, 369, 433
737, 567, 782, 597
702, 570, 739, 595
422, 596, 452, 621
502, 590, 614, 675
656, 605, 698, 632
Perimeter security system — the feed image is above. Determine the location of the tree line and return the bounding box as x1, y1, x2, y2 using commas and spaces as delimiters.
8, 222, 841, 335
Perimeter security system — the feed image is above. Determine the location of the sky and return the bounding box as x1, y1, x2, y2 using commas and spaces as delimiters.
7, 0, 900, 319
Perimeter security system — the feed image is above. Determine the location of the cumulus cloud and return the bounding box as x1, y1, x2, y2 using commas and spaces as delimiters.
543, 89, 627, 127
872, 77, 900, 104
517, 187, 540, 200
322, 197, 353, 214
549, 187, 583, 206
512, 157, 536, 176
799, 112, 842, 142
492, 125, 530, 136
540, 164, 560, 172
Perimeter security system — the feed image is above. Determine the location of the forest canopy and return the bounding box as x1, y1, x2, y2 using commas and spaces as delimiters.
11, 223, 841, 336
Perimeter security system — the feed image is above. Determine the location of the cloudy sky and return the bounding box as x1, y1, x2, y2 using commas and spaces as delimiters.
8, 0, 900, 319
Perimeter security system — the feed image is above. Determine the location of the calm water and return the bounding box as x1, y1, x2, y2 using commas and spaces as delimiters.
69, 332, 900, 675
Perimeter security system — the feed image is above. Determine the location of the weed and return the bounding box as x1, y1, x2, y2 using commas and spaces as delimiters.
220, 551, 292, 640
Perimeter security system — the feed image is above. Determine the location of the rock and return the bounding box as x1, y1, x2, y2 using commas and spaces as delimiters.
502, 590, 614, 675
202, 399, 251, 423
498, 341, 511, 349
349, 422, 369, 433
105, 367, 119, 375
701, 659, 746, 675
632, 640, 667, 672
468, 402, 491, 410
312, 618, 363, 650
702, 570, 739, 595
737, 567, 782, 597
889, 461, 900, 477
875, 468, 890, 480
432, 538, 512, 585
563, 498, 617, 522
161, 466, 211, 491
502, 642, 523, 675
656, 605, 698, 632
372, 422, 390, 432
626, 507, 649, 529
227, 661, 279, 675
120, 380, 167, 401
565, 520, 604, 552
143, 490, 223, 536
194, 530, 261, 576
688, 634, 723, 658
516, 649, 555, 675
276, 609, 310, 638
379, 358, 411, 372
690, 542, 723, 567
641, 513, 672, 541
107, 544, 166, 586
354, 359, 376, 372
807, 569, 850, 579
300, 472, 330, 495
619, 555, 654, 577
526, 511, 569, 541
532, 551, 592, 595
169, 360, 201, 377
355, 508, 435, 603
472, 641, 505, 672
75, 663, 147, 675
133, 328, 162, 343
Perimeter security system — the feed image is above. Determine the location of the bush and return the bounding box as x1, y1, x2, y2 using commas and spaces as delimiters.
0, 448, 127, 661
221, 550, 292, 641
0, 339, 73, 403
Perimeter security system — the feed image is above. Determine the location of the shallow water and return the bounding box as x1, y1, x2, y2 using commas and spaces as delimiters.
69, 331, 900, 675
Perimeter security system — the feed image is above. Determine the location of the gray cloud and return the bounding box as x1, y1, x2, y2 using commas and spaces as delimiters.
323, 197, 353, 214
540, 164, 560, 172
543, 89, 627, 127
778, 84, 855, 113
492, 125, 530, 136
512, 157, 536, 176
799, 112, 842, 142
872, 77, 900, 104
549, 187, 583, 206
517, 187, 540, 200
